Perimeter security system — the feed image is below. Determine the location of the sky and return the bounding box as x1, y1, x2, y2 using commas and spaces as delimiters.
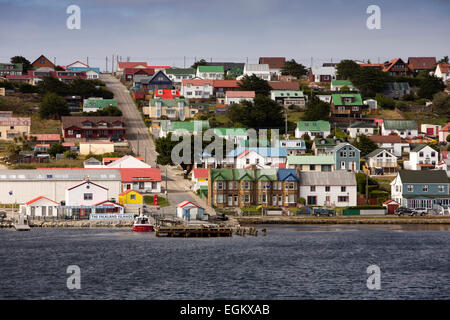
0, 0, 449, 70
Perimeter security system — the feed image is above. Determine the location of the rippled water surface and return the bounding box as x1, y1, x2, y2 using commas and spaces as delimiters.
1, 225, 449, 299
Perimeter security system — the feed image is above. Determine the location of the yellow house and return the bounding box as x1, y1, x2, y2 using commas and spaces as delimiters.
0, 117, 31, 140
118, 189, 143, 205
79, 142, 115, 155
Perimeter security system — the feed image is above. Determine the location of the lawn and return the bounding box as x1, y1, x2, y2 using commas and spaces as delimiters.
144, 195, 170, 207
30, 114, 61, 134
10, 158, 85, 169
366, 109, 404, 119
403, 112, 449, 125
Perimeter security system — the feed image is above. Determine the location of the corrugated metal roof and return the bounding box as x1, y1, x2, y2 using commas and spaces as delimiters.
0, 169, 121, 181
287, 155, 334, 165
398, 170, 448, 184
300, 171, 356, 186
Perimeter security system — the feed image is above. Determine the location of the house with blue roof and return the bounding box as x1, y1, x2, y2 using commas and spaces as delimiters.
277, 139, 307, 155
65, 61, 100, 79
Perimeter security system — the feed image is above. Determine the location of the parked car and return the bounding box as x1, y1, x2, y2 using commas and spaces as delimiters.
395, 207, 414, 216
411, 207, 428, 216
313, 208, 335, 217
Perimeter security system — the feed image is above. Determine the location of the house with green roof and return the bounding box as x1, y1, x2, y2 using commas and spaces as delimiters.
286, 155, 335, 172
207, 168, 299, 208
391, 170, 449, 209
158, 120, 210, 138
82, 98, 117, 113
295, 120, 331, 139
270, 90, 306, 108
213, 128, 248, 144
196, 65, 224, 80
381, 120, 418, 138
166, 68, 196, 86
330, 93, 364, 120
330, 80, 356, 91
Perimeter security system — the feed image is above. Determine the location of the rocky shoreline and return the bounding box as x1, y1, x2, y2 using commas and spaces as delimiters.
235, 216, 450, 225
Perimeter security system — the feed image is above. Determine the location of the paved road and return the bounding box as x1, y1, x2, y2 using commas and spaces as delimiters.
101, 74, 215, 215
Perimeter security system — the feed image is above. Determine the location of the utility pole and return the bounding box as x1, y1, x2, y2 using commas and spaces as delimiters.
137, 131, 140, 156
54, 57, 56, 66
184, 56, 186, 68
106, 56, 108, 72
87, 57, 89, 66
165, 166, 168, 202
111, 55, 114, 73
285, 110, 288, 139
365, 173, 369, 204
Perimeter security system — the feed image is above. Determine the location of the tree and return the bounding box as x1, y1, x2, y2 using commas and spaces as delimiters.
83, 106, 122, 116
351, 67, 391, 97
190, 59, 207, 70
447, 134, 450, 143
302, 96, 330, 121
432, 92, 450, 114
437, 56, 449, 64
10, 56, 32, 74
63, 151, 78, 159
336, 60, 361, 80
229, 95, 284, 128
417, 75, 445, 99
280, 59, 307, 78
37, 76, 70, 96
39, 92, 70, 119
48, 143, 66, 157
352, 135, 378, 157
375, 93, 396, 109
238, 74, 272, 97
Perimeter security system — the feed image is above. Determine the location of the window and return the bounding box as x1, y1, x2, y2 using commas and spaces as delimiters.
431, 152, 436, 157
338, 196, 348, 202
439, 185, 445, 192
310, 165, 315, 171
423, 185, 428, 192
217, 182, 223, 190
325, 186, 330, 192
244, 194, 250, 203
340, 151, 347, 157
407, 185, 413, 192
130, 194, 136, 200
310, 186, 316, 192
84, 193, 93, 200
307, 196, 317, 205
341, 186, 346, 192
419, 152, 424, 157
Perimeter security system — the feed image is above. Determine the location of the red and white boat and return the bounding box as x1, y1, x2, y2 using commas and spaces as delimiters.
132, 214, 154, 232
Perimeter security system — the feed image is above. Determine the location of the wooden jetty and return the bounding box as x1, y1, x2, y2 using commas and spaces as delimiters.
155, 225, 232, 237
13, 214, 31, 231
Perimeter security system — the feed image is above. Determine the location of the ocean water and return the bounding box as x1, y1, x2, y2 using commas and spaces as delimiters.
0, 225, 449, 299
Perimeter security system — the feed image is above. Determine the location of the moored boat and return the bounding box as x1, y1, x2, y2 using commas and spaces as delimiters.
132, 214, 153, 232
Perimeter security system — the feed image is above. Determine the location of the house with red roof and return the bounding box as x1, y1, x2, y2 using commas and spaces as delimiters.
259, 57, 286, 79
117, 62, 148, 75
28, 134, 61, 145
181, 79, 214, 99
434, 63, 450, 83
225, 91, 255, 105
176, 201, 205, 221
408, 57, 436, 73
382, 58, 412, 76
20, 196, 60, 218
154, 88, 180, 99
120, 168, 162, 193
191, 168, 209, 192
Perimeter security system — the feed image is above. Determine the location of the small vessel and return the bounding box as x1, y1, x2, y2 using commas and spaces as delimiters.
132, 214, 154, 232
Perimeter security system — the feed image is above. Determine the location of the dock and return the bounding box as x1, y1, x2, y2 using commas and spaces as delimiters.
13, 214, 31, 231
155, 225, 233, 237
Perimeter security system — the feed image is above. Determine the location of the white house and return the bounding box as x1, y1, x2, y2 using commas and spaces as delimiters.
107, 155, 152, 169
434, 63, 450, 82
299, 171, 357, 207
203, 147, 287, 169
191, 168, 208, 192
65, 180, 109, 206
181, 79, 214, 99
259, 57, 286, 78
309, 66, 336, 83
295, 120, 331, 139
225, 91, 255, 105
404, 144, 439, 170
83, 157, 103, 168
176, 201, 206, 221
439, 123, 450, 143
20, 196, 60, 218
347, 122, 377, 138
240, 64, 271, 81
120, 168, 162, 193
196, 65, 224, 80
381, 120, 419, 138
277, 139, 307, 156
